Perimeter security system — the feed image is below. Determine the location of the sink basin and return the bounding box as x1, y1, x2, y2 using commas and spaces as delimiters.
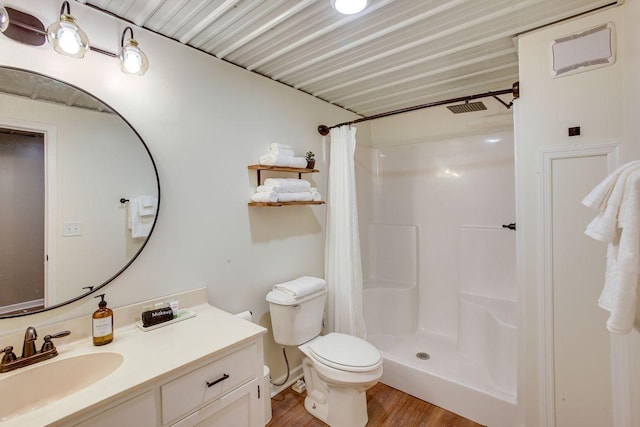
0, 352, 123, 421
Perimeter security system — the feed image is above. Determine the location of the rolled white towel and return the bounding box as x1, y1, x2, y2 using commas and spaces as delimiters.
311, 190, 322, 201
278, 192, 313, 202
259, 153, 307, 168
271, 148, 295, 157
270, 143, 293, 150
251, 191, 278, 203
263, 178, 311, 193
273, 276, 327, 299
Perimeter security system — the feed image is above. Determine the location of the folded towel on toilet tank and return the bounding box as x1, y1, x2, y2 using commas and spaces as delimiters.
273, 276, 327, 299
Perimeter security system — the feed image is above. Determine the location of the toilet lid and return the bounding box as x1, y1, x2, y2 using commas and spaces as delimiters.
308, 333, 381, 372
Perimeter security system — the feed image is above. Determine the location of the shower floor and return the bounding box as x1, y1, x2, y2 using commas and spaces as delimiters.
368, 331, 517, 427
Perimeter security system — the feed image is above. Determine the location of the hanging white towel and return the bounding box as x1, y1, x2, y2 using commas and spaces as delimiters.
273, 276, 327, 299
583, 163, 640, 334
128, 195, 157, 239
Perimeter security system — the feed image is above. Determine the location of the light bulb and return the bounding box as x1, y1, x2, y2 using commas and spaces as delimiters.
0, 6, 9, 33
331, 0, 368, 15
118, 39, 149, 76
47, 15, 89, 58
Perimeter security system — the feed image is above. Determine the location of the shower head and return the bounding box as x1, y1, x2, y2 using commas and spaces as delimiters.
446, 101, 487, 114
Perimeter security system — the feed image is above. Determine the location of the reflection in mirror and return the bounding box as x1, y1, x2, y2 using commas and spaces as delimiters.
0, 67, 159, 318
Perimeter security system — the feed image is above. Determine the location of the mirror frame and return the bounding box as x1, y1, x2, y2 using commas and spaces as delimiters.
0, 66, 161, 318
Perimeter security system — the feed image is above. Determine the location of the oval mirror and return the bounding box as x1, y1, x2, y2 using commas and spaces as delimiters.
0, 66, 160, 318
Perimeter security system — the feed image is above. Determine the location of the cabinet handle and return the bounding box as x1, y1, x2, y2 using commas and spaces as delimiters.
206, 374, 230, 388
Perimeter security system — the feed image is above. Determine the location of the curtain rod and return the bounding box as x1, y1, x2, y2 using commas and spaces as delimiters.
317, 81, 520, 136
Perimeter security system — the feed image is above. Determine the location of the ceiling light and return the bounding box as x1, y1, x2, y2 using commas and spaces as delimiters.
0, 6, 9, 33
331, 0, 368, 15
117, 27, 149, 75
47, 1, 89, 58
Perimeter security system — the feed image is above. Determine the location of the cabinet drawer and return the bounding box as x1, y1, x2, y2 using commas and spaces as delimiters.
161, 343, 257, 424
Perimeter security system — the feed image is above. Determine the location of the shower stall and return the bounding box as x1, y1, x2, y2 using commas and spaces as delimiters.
359, 130, 517, 427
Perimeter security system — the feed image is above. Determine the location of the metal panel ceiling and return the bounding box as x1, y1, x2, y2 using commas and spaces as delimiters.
80, 0, 620, 117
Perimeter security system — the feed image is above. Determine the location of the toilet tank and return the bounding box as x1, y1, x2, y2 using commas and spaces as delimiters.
266, 288, 327, 346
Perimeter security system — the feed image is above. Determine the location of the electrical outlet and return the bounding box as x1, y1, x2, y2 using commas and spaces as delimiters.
63, 221, 82, 237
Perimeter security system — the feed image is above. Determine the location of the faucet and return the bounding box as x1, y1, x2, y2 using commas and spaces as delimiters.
1, 327, 70, 373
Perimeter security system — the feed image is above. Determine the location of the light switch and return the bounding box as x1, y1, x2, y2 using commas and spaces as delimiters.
63, 221, 82, 237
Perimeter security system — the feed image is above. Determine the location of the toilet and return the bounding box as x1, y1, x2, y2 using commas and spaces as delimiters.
266, 281, 382, 427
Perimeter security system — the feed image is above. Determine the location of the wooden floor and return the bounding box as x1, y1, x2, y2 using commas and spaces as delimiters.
267, 382, 485, 427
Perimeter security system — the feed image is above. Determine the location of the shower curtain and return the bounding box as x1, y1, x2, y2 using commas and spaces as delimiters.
324, 125, 366, 339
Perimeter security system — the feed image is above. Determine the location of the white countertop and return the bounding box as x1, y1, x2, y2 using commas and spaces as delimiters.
0, 303, 266, 427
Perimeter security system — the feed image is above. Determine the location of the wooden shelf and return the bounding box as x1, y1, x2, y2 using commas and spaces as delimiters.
248, 164, 318, 186
248, 201, 326, 207
248, 165, 318, 173
248, 164, 324, 207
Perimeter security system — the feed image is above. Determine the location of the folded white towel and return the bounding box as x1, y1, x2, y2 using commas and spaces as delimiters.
270, 143, 293, 150
273, 276, 327, 299
251, 191, 278, 203
259, 153, 307, 168
277, 192, 313, 202
263, 178, 311, 193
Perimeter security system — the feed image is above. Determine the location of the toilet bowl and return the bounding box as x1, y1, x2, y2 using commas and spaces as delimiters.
266, 277, 382, 427
299, 333, 382, 427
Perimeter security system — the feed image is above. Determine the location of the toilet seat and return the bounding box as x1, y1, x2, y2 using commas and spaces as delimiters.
308, 333, 381, 373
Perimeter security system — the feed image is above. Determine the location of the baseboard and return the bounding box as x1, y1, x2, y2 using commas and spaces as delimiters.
269, 364, 304, 397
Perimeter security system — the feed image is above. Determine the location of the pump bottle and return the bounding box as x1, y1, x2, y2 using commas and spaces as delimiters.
92, 294, 114, 346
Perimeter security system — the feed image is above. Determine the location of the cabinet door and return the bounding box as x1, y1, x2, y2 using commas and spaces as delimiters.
75, 390, 157, 427
171, 379, 261, 427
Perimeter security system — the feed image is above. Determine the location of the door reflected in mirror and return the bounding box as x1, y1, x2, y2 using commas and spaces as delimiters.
0, 67, 159, 318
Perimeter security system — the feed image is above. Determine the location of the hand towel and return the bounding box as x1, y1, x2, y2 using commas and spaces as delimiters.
584, 165, 640, 242
273, 276, 327, 299
582, 160, 640, 210
311, 190, 322, 201
251, 191, 278, 203
584, 163, 640, 334
263, 178, 311, 193
128, 197, 155, 238
259, 153, 307, 168
270, 143, 293, 150
137, 195, 158, 217
277, 191, 313, 202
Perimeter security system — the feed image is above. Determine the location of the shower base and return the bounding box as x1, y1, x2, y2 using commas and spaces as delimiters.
368, 331, 517, 427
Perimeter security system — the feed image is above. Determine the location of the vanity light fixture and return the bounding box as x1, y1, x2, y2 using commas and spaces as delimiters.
117, 27, 149, 76
331, 0, 368, 15
0, 6, 9, 33
47, 1, 89, 58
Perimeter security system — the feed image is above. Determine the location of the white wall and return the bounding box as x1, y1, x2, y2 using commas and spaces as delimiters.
516, 2, 640, 425
0, 0, 356, 381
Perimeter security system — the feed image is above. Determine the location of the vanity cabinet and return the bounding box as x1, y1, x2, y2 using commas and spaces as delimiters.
75, 390, 157, 427
162, 342, 261, 426
65, 340, 263, 427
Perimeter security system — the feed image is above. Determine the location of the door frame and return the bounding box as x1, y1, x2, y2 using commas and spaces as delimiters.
539, 143, 631, 426
0, 117, 57, 307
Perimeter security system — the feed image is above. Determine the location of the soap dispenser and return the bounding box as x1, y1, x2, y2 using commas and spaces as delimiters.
92, 294, 114, 346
